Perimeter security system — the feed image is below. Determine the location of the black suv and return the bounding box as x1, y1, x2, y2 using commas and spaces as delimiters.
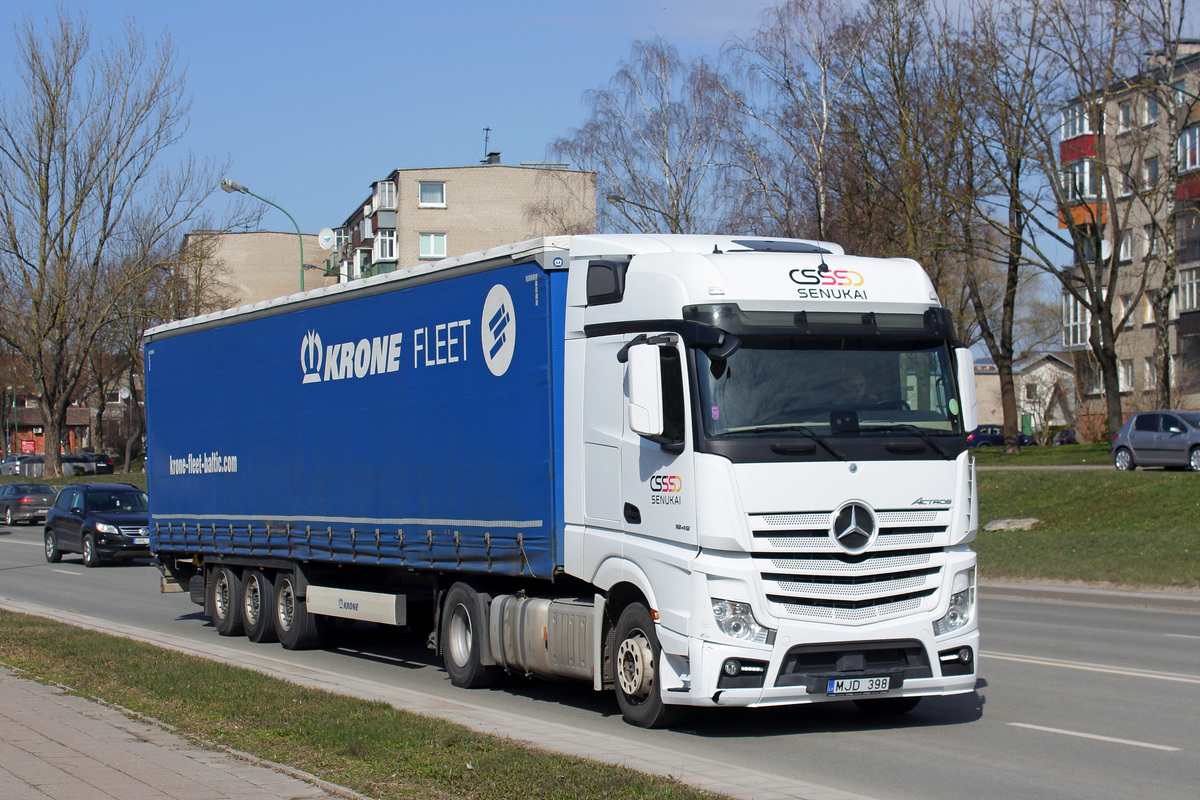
44, 483, 150, 567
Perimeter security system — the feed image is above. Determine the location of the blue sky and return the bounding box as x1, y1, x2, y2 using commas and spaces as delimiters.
2, 1, 775, 235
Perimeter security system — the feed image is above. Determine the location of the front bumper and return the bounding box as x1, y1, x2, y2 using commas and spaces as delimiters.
660, 620, 978, 708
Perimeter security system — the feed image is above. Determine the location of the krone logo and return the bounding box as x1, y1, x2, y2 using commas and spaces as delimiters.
829, 501, 878, 554
301, 330, 323, 383
481, 284, 516, 376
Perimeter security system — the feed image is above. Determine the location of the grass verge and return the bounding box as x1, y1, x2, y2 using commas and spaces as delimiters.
976, 468, 1200, 588
0, 610, 725, 800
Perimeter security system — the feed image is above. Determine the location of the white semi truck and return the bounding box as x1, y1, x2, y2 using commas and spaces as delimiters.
146, 234, 979, 728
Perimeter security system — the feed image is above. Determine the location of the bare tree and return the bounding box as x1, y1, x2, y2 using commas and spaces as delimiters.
719, 0, 856, 239
552, 38, 735, 234
0, 11, 223, 476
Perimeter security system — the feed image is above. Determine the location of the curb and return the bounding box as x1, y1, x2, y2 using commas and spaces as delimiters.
980, 581, 1200, 611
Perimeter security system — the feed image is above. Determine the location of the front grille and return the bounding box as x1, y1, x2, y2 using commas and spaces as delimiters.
775, 639, 931, 688
749, 509, 950, 625
118, 526, 148, 537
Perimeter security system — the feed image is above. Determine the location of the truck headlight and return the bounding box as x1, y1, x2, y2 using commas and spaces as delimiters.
934, 568, 975, 635
711, 599, 775, 644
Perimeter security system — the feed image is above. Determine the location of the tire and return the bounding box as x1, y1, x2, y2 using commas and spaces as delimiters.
242, 569, 277, 643
210, 566, 244, 636
273, 571, 325, 650
854, 696, 922, 715
44, 531, 61, 563
1190, 447, 1200, 473
441, 582, 502, 688
82, 534, 102, 568
1114, 447, 1136, 471
613, 602, 683, 728
4, 507, 12, 525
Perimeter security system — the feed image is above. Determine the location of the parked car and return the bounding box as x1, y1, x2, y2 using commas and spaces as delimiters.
1, 454, 25, 475
43, 483, 150, 567
1052, 427, 1078, 446
1112, 410, 1200, 471
80, 452, 116, 474
0, 482, 57, 525
966, 424, 1039, 448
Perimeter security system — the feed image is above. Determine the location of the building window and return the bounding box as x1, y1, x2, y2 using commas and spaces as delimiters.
1145, 357, 1156, 389
1143, 292, 1156, 324
1063, 160, 1100, 200
1119, 164, 1134, 197
375, 181, 396, 210
419, 233, 446, 259
1061, 104, 1091, 139
1144, 155, 1160, 185
1118, 359, 1133, 392
1118, 230, 1133, 262
1179, 268, 1200, 313
1024, 383, 1037, 401
418, 182, 446, 208
1144, 224, 1159, 257
375, 229, 396, 261
1118, 100, 1134, 131
1180, 125, 1200, 173
1062, 292, 1089, 348
1145, 94, 1159, 124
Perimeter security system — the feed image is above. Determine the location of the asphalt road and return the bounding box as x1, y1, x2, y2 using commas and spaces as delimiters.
1, 522, 1197, 800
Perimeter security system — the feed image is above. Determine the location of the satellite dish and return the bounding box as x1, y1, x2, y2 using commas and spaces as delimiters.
318, 228, 336, 251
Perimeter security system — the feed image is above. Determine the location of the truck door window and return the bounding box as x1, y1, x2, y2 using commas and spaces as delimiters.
660, 346, 685, 446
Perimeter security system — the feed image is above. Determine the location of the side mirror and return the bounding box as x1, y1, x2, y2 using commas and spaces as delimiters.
627, 342, 664, 438
955, 348, 978, 433
71, 507, 85, 517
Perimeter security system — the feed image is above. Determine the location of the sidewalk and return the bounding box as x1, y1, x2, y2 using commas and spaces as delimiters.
0, 670, 358, 800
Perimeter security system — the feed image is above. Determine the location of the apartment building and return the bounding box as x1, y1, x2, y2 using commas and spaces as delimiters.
331, 154, 596, 280
1059, 41, 1200, 418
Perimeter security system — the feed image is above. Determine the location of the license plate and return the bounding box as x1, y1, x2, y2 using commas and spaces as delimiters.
828, 676, 890, 695
134, 537, 149, 545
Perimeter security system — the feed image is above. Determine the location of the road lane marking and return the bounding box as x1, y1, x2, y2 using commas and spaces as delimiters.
52, 569, 82, 576
984, 650, 1200, 684
1008, 723, 1181, 752
0, 538, 44, 548
1165, 633, 1200, 640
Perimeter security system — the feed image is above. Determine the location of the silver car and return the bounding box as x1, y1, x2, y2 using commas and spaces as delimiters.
1112, 410, 1200, 471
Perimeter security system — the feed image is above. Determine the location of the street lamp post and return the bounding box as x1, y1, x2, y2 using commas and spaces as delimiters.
605, 193, 682, 234
220, 179, 309, 292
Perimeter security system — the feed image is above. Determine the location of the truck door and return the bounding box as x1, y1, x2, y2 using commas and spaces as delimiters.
621, 337, 697, 551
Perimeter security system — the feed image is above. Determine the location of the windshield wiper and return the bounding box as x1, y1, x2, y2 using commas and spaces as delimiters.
860, 424, 953, 460
727, 424, 845, 460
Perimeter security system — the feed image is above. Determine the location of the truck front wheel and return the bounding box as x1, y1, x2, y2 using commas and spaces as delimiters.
242, 569, 277, 643
273, 572, 325, 650
613, 603, 682, 728
210, 566, 244, 636
442, 582, 501, 688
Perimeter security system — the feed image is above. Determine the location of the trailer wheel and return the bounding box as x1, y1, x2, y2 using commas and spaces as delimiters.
273, 571, 325, 650
210, 566, 244, 636
442, 583, 501, 688
853, 696, 921, 715
613, 603, 682, 728
242, 570, 277, 643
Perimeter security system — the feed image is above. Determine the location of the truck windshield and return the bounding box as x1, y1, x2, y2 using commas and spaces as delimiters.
694, 336, 964, 440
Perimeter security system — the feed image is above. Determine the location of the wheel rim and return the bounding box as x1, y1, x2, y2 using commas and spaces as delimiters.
214, 571, 232, 620
83, 538, 93, 563
1192, 450, 1200, 471
277, 579, 295, 632
244, 574, 262, 627
44, 533, 54, 558
447, 602, 473, 668
1116, 450, 1131, 470
5, 509, 11, 524
616, 629, 655, 701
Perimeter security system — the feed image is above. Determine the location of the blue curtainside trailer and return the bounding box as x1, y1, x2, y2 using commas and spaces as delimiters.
146, 261, 566, 578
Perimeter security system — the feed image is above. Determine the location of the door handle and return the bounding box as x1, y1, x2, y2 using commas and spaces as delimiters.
623, 503, 641, 525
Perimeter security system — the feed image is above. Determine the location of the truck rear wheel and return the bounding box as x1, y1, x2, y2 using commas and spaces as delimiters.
273, 572, 325, 650
613, 602, 682, 728
242, 569, 277, 643
442, 582, 501, 688
210, 566, 243, 636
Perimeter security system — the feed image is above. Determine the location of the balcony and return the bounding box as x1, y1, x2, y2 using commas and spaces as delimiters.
1058, 202, 1107, 228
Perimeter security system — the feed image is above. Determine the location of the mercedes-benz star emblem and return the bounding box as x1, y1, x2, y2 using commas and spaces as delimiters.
829, 502, 878, 554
